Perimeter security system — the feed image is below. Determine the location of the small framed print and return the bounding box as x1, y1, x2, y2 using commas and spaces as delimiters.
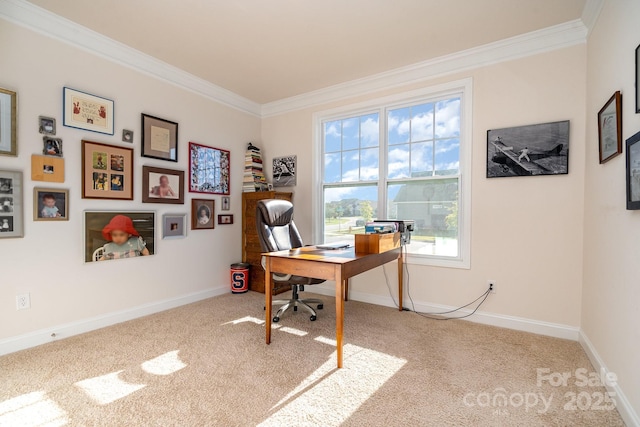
598, 91, 622, 164
0, 88, 17, 156
625, 130, 640, 210
39, 116, 56, 135
122, 129, 134, 143
0, 170, 23, 238
218, 214, 233, 225
221, 196, 230, 210
42, 136, 63, 157
82, 140, 133, 200
31, 155, 65, 183
141, 113, 178, 162
34, 188, 69, 221
163, 213, 187, 239
63, 87, 114, 135
191, 199, 214, 230
142, 165, 184, 204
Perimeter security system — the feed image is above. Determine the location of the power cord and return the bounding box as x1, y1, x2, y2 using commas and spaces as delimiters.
383, 244, 492, 320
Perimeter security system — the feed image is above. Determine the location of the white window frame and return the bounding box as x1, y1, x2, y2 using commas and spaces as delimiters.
312, 78, 472, 269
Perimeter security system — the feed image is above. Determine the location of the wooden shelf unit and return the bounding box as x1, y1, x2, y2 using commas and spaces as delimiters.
241, 191, 292, 293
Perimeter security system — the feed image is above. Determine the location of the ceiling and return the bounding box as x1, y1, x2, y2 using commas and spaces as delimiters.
26, 0, 587, 105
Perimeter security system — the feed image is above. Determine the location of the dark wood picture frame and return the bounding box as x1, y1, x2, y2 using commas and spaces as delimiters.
81, 140, 134, 200
636, 44, 640, 113
625, 130, 640, 210
33, 187, 69, 221
218, 214, 233, 225
598, 91, 623, 164
0, 88, 17, 157
142, 165, 184, 204
191, 199, 214, 230
63, 87, 114, 135
189, 142, 230, 194
141, 113, 178, 162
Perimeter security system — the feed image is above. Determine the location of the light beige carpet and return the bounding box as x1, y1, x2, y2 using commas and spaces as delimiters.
0, 291, 625, 426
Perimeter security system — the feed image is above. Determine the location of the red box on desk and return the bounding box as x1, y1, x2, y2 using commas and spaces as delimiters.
354, 232, 401, 254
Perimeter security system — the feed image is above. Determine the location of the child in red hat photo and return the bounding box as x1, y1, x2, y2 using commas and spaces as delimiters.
99, 215, 150, 260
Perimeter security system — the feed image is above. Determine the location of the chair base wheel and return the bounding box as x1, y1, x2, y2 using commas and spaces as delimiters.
310, 315, 317, 321
273, 317, 280, 323
317, 304, 323, 310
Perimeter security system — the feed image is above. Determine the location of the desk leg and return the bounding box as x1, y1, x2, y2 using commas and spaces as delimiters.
343, 279, 349, 301
265, 258, 272, 345
398, 252, 403, 312
335, 268, 344, 368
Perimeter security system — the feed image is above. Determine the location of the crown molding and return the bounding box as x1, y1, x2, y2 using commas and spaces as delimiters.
261, 19, 588, 117
581, 0, 605, 35
0, 0, 262, 117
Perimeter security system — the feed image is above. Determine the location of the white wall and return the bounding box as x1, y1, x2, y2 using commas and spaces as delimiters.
0, 21, 260, 351
262, 45, 587, 330
583, 0, 640, 421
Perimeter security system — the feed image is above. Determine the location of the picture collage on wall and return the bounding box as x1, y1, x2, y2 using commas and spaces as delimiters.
0, 84, 252, 263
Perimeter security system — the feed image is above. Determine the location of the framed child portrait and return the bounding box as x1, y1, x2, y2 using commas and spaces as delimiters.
191, 199, 214, 230
84, 211, 155, 262
142, 165, 184, 204
33, 188, 69, 221
82, 140, 133, 200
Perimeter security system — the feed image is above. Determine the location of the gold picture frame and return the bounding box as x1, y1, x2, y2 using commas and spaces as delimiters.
0, 88, 17, 157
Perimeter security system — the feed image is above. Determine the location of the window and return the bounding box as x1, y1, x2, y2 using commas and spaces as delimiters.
314, 80, 471, 268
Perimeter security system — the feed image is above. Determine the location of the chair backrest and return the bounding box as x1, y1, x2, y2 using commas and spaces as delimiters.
256, 199, 303, 252
92, 246, 104, 261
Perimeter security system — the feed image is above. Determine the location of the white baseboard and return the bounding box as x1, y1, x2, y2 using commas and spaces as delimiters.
311, 283, 579, 340
0, 286, 228, 356
579, 331, 640, 427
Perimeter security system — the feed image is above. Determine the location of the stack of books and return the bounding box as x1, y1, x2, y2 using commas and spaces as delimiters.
243, 143, 268, 192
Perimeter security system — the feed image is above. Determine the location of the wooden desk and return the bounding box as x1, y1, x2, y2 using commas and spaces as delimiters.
263, 246, 403, 368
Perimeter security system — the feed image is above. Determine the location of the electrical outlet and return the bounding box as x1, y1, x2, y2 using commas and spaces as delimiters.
16, 293, 30, 310
488, 280, 496, 294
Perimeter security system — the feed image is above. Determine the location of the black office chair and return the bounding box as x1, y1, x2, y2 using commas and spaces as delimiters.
256, 199, 324, 322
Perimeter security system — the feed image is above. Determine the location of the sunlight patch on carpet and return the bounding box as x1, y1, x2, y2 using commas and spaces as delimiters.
258, 344, 406, 427
314, 336, 337, 346
75, 371, 146, 405
141, 350, 187, 376
0, 390, 68, 427
278, 327, 308, 337
223, 316, 265, 325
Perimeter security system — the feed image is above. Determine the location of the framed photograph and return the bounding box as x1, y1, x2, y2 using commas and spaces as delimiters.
141, 113, 178, 162
189, 142, 230, 194
191, 199, 214, 230
63, 87, 114, 135
598, 91, 622, 164
82, 140, 133, 200
273, 155, 297, 187
625, 130, 640, 210
122, 129, 134, 143
84, 211, 155, 262
162, 213, 187, 239
31, 154, 65, 183
42, 136, 63, 156
636, 44, 640, 113
142, 166, 184, 204
218, 214, 233, 225
221, 196, 230, 211
486, 120, 570, 178
33, 188, 69, 221
0, 170, 23, 238
0, 88, 17, 156
38, 116, 56, 135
